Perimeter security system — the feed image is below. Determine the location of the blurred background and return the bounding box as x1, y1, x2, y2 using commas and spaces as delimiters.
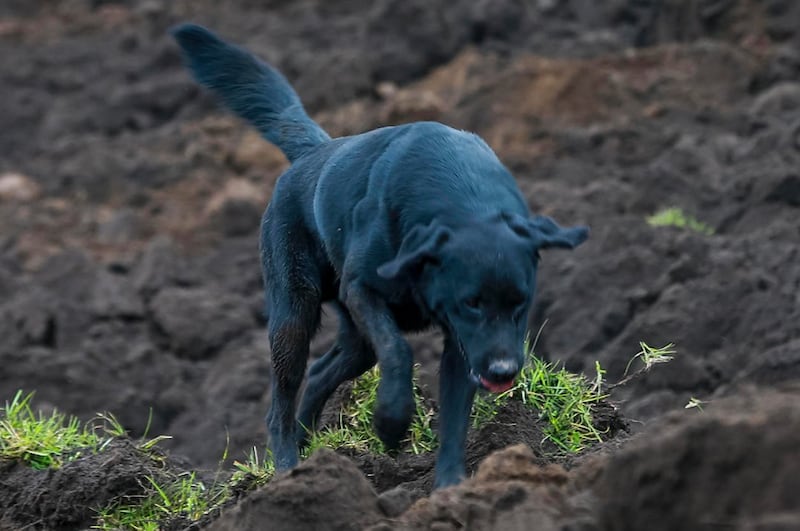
1, 0, 799, 469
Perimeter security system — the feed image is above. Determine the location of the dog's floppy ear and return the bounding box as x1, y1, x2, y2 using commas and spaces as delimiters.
377, 222, 452, 279
528, 215, 589, 249
507, 214, 589, 250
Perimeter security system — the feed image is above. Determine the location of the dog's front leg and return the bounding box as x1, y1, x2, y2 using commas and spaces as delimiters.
434, 334, 478, 489
342, 282, 415, 450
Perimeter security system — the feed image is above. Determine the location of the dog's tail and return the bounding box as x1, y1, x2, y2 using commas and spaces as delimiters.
171, 24, 330, 162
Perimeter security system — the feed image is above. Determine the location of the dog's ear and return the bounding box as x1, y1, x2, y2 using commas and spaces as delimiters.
377, 222, 452, 279
528, 215, 589, 249
507, 214, 589, 250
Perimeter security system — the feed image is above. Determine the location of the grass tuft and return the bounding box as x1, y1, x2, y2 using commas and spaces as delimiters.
647, 207, 714, 235
304, 367, 384, 455
231, 446, 275, 487
472, 338, 607, 453
94, 472, 226, 531
0, 390, 123, 469
94, 444, 277, 531
0, 391, 274, 531
304, 365, 437, 456
306, 331, 617, 457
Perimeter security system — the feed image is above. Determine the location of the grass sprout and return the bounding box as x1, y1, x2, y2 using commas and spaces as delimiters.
647, 207, 714, 235
685, 397, 706, 411
591, 360, 606, 394
625, 342, 676, 375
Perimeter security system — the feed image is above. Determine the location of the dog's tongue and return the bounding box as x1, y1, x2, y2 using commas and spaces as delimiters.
480, 377, 515, 394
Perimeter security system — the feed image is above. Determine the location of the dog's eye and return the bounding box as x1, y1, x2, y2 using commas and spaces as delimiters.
464, 296, 481, 310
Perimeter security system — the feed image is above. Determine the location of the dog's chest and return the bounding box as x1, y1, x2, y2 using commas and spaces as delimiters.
388, 298, 434, 332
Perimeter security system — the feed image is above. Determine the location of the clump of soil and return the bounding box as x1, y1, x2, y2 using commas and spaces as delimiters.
0, 439, 180, 531
377, 445, 596, 531
598, 383, 800, 531
207, 449, 384, 531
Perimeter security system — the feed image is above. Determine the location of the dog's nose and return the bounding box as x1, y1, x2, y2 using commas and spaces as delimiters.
487, 359, 519, 382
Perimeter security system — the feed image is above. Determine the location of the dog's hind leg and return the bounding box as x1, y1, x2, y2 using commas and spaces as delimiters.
341, 282, 416, 451
264, 248, 322, 471
433, 334, 478, 489
296, 302, 376, 445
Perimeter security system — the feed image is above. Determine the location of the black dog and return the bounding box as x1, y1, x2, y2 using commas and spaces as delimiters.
173, 24, 588, 488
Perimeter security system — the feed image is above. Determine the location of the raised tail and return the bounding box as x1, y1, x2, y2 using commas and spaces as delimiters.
171, 23, 330, 162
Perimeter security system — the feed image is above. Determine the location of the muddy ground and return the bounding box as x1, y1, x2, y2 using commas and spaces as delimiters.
1, 0, 799, 529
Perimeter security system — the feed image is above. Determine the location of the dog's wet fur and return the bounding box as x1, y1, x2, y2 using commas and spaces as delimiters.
173, 24, 588, 488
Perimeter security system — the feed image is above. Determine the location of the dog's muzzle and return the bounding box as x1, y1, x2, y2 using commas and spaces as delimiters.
458, 341, 517, 393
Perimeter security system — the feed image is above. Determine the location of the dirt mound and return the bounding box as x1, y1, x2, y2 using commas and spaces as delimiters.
316, 385, 627, 499
0, 439, 177, 531
378, 445, 591, 531
0, 389, 624, 530
208, 449, 384, 531
598, 384, 800, 530
4, 386, 790, 531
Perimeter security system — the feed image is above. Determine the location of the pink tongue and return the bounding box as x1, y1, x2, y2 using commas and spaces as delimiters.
480, 377, 515, 394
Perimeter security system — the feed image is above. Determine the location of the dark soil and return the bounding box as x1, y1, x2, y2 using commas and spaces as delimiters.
0, 439, 180, 531
1, 0, 800, 529
598, 383, 800, 531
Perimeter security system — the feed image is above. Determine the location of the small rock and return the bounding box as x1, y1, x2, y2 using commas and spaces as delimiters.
0, 173, 40, 201
378, 486, 415, 517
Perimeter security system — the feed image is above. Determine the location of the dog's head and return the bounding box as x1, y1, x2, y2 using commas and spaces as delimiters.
377, 213, 588, 393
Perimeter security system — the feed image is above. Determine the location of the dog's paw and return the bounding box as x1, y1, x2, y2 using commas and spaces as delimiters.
272, 447, 299, 472
433, 464, 466, 489
374, 400, 414, 451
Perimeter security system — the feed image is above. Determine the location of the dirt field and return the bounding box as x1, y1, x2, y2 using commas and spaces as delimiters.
1, 0, 799, 529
